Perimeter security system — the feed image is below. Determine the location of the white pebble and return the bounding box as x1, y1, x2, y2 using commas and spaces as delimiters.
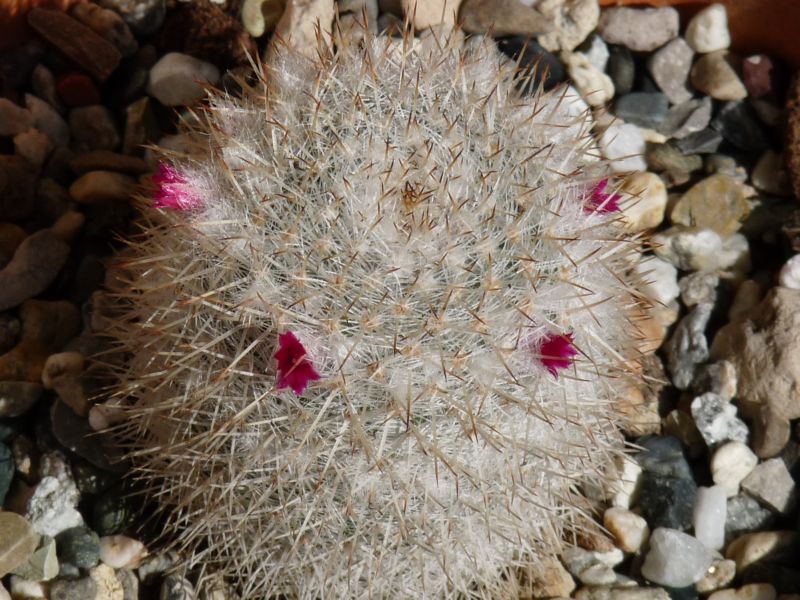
562, 51, 615, 107
693, 485, 727, 550
641, 528, 714, 587
634, 256, 679, 306
599, 123, 647, 173
99, 535, 148, 569
685, 4, 731, 53
711, 441, 758, 497
147, 52, 220, 106
779, 255, 800, 290
604, 507, 650, 553
612, 454, 643, 508
8, 576, 45, 599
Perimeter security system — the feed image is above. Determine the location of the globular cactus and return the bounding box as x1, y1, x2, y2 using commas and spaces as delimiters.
104, 27, 647, 599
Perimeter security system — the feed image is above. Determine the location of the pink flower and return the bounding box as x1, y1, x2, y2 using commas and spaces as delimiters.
582, 178, 620, 214
274, 331, 321, 395
533, 332, 578, 378
151, 163, 204, 211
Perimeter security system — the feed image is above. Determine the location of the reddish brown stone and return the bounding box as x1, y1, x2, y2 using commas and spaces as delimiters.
56, 72, 101, 107
27, 8, 121, 81
743, 55, 774, 99
157, 0, 257, 69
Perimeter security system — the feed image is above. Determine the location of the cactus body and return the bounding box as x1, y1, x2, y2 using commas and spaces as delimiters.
106, 31, 644, 599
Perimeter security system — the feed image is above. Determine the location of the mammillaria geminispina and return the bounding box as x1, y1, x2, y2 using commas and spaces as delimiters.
103, 27, 649, 599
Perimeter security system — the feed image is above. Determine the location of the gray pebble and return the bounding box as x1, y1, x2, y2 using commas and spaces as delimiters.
664, 303, 712, 390
597, 7, 679, 52
648, 37, 694, 105
56, 526, 101, 569
70, 3, 138, 57
674, 128, 723, 156
691, 391, 749, 448
660, 97, 712, 140
117, 568, 140, 600
606, 45, 634, 96
725, 494, 775, 539
614, 92, 670, 129
679, 271, 719, 308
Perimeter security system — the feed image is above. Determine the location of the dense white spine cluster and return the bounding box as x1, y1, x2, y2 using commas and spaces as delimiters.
105, 29, 646, 599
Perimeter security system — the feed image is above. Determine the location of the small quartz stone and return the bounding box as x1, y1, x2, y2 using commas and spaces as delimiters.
147, 52, 220, 107
648, 37, 694, 105
578, 33, 609, 72
691, 392, 749, 448
711, 441, 758, 498
641, 528, 713, 587
680, 272, 719, 308
604, 507, 649, 553
685, 4, 730, 53
693, 485, 727, 550
597, 7, 679, 53
740, 458, 796, 515
599, 122, 647, 173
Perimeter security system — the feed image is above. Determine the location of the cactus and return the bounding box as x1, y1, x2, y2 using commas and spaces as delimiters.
104, 28, 646, 599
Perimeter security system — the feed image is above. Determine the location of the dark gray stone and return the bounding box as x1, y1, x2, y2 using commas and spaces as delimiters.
497, 37, 566, 93
92, 485, 134, 536
664, 303, 712, 391
674, 128, 723, 155
711, 101, 769, 153
607, 45, 634, 96
725, 494, 775, 540
56, 525, 101, 568
614, 92, 670, 129
636, 437, 697, 531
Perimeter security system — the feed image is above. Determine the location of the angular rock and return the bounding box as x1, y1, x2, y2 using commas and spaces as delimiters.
535, 0, 598, 52
26, 452, 84, 538
459, 0, 553, 37
89, 563, 124, 600
49, 576, 98, 600
0, 230, 71, 312
711, 288, 800, 421
597, 7, 679, 52
742, 55, 774, 99
725, 495, 775, 539
674, 128, 723, 155
614, 92, 669, 130
0, 512, 38, 578
641, 528, 713, 587
711, 101, 769, 153
27, 8, 121, 81
697, 558, 736, 594
664, 303, 712, 390
741, 458, 796, 515
10, 536, 58, 582
636, 437, 697, 530
603, 507, 649, 553
693, 485, 727, 550
690, 51, 746, 101
685, 3, 730, 54
648, 37, 694, 105
660, 97, 712, 140
691, 392, 748, 448
634, 256, 678, 306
